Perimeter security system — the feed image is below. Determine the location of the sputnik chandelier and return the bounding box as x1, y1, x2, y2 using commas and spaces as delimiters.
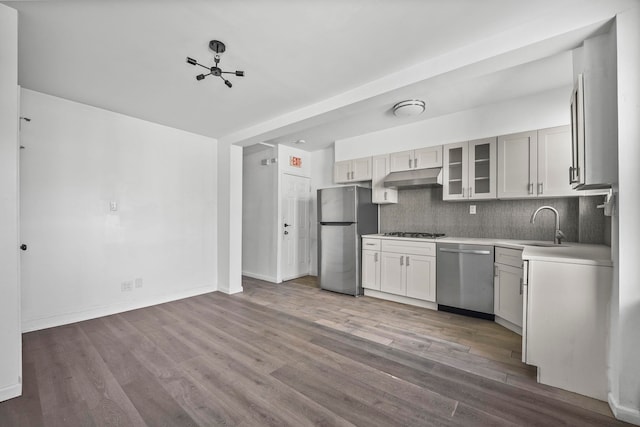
186, 40, 245, 88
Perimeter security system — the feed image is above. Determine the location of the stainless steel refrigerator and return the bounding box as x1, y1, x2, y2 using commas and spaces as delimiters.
317, 186, 378, 296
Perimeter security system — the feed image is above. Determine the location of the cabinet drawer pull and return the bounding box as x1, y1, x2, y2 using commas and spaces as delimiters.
365, 243, 377, 246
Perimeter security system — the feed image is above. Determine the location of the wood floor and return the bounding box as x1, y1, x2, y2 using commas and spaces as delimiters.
0, 276, 628, 426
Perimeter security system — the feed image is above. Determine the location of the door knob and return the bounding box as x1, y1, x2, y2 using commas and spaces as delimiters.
284, 231, 289, 235
284, 223, 291, 227
20, 244, 27, 251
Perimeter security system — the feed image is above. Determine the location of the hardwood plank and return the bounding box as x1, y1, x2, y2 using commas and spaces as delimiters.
0, 275, 630, 426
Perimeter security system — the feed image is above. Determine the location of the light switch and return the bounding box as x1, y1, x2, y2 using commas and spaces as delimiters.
109, 201, 118, 212
470, 205, 476, 215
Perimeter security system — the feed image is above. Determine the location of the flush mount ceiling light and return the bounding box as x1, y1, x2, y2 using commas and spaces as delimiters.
186, 40, 245, 88
392, 99, 426, 117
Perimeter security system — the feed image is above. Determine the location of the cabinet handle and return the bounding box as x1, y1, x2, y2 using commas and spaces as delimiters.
494, 265, 499, 277
462, 187, 465, 198
406, 256, 410, 267
365, 243, 376, 246
469, 187, 473, 198
408, 159, 412, 169
414, 158, 418, 168
384, 191, 387, 201
520, 277, 524, 295
538, 183, 543, 194
374, 252, 378, 262
569, 166, 574, 184
400, 256, 404, 266
528, 183, 534, 194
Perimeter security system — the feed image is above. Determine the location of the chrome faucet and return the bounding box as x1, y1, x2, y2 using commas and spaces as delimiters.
530, 206, 566, 245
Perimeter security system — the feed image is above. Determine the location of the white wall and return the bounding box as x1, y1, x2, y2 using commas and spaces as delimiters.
19, 89, 218, 331
310, 146, 336, 275
0, 4, 21, 402
242, 146, 278, 282
609, 6, 640, 424
217, 142, 243, 294
335, 87, 571, 161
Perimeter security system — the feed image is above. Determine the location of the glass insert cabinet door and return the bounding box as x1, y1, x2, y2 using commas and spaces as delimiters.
443, 142, 468, 200
443, 138, 496, 200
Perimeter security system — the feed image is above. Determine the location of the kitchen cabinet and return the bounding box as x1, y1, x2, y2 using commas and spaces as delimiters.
497, 126, 577, 199
379, 239, 436, 302
522, 257, 611, 400
493, 247, 523, 335
371, 155, 397, 204
361, 238, 381, 290
443, 138, 496, 200
334, 157, 372, 183
570, 25, 617, 190
389, 146, 442, 172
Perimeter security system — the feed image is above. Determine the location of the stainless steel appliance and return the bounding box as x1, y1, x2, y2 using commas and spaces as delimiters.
436, 243, 495, 319
318, 186, 378, 296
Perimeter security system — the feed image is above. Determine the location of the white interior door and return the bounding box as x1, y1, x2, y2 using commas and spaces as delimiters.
281, 173, 310, 281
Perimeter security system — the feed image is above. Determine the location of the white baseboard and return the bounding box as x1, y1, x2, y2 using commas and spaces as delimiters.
242, 271, 277, 283
609, 392, 640, 425
495, 316, 523, 336
0, 382, 21, 403
363, 289, 437, 310
22, 284, 217, 333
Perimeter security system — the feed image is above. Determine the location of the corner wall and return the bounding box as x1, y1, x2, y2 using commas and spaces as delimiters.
0, 4, 21, 402
19, 89, 219, 331
609, 6, 640, 425
242, 146, 278, 282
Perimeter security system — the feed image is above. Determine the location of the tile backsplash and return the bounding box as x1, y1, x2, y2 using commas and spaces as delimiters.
379, 187, 608, 244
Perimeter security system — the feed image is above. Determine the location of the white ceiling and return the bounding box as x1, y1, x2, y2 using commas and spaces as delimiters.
3, 0, 635, 152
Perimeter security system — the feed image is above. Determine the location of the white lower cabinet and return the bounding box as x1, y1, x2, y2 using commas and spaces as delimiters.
377, 239, 436, 302
362, 249, 381, 290
522, 258, 612, 401
405, 254, 436, 301
494, 247, 524, 334
380, 252, 406, 295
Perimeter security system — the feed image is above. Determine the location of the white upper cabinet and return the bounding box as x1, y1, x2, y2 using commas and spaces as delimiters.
537, 126, 577, 197
443, 138, 496, 200
570, 25, 617, 190
389, 146, 442, 172
334, 157, 372, 183
371, 155, 398, 204
498, 127, 577, 199
497, 131, 538, 199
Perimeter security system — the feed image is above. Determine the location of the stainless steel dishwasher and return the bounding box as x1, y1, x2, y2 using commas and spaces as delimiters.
436, 243, 495, 319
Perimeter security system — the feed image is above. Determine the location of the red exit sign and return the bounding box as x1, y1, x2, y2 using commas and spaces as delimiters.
290, 156, 302, 168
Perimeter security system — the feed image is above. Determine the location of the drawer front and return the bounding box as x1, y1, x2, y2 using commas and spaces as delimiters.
382, 239, 436, 256
362, 238, 381, 251
495, 246, 523, 268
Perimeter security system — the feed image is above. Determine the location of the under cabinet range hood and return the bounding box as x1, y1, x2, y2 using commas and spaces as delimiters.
383, 167, 443, 189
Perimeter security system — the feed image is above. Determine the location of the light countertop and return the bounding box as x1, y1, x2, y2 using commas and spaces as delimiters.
362, 234, 612, 267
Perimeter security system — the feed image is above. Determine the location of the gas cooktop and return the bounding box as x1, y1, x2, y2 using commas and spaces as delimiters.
383, 231, 446, 239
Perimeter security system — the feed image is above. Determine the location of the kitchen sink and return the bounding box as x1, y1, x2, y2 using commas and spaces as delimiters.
520, 242, 567, 247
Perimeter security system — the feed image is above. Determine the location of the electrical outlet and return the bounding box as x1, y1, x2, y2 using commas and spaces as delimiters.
470, 205, 477, 215
135, 278, 143, 288
121, 281, 133, 292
